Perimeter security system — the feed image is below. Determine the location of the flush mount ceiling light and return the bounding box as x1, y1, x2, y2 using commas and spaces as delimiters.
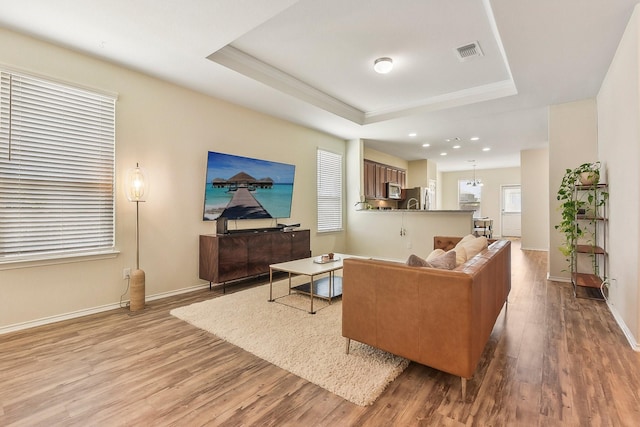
374, 57, 393, 74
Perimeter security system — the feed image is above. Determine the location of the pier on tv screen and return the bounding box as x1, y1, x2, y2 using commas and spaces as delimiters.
202, 151, 295, 221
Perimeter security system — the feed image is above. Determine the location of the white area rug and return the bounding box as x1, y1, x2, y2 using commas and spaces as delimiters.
170, 279, 409, 406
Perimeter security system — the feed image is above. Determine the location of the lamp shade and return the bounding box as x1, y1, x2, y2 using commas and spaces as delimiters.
125, 163, 149, 202
374, 57, 393, 74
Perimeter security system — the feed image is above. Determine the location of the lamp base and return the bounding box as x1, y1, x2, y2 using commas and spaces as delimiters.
130, 269, 146, 311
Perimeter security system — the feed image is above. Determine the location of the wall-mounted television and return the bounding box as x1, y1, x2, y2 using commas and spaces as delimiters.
203, 151, 295, 221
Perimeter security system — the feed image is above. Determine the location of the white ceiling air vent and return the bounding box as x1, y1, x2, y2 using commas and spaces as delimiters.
455, 41, 484, 61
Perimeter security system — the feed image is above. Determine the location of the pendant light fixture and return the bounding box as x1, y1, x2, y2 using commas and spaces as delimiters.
467, 164, 483, 187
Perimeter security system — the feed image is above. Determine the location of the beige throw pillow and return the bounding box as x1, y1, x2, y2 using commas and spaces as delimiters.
455, 235, 488, 259
426, 249, 445, 261
406, 251, 456, 270
449, 246, 467, 266
427, 250, 456, 270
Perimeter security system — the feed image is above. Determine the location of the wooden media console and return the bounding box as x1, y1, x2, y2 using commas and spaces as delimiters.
199, 229, 311, 292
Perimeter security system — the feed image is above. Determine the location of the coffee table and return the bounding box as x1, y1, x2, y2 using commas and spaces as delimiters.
268, 254, 358, 314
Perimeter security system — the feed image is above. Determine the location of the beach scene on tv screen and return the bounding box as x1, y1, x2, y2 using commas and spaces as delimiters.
203, 151, 295, 220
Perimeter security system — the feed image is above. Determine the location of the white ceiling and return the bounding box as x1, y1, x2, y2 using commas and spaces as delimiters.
0, 0, 637, 171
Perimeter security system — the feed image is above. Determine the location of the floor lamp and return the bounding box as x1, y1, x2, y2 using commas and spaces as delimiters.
126, 163, 148, 311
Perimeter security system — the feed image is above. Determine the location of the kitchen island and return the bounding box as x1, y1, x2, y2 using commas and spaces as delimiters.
346, 209, 474, 260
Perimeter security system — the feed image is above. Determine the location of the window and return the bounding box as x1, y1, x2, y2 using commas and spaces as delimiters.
316, 149, 342, 232
0, 70, 116, 262
458, 179, 482, 217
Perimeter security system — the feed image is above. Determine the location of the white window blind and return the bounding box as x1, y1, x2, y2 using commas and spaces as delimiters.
317, 149, 342, 232
0, 70, 116, 261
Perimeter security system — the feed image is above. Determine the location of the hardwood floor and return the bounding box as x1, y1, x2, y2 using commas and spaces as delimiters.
2, 241, 640, 426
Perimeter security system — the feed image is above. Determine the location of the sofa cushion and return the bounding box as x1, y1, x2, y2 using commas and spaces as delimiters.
406, 250, 456, 270
426, 248, 445, 261
449, 246, 467, 266
406, 254, 430, 267
455, 235, 488, 259
427, 250, 457, 269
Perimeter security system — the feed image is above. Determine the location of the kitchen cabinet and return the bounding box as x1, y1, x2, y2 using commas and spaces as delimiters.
363, 160, 406, 199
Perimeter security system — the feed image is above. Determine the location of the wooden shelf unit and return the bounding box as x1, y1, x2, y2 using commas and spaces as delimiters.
570, 183, 608, 300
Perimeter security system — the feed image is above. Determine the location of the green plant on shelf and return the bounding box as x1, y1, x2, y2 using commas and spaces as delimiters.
555, 162, 608, 274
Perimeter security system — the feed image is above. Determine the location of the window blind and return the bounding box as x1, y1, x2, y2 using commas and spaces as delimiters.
317, 149, 343, 232
0, 70, 116, 260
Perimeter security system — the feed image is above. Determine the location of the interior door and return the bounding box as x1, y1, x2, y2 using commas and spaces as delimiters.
501, 185, 521, 237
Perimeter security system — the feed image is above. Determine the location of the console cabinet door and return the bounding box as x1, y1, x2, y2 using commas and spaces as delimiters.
271, 232, 293, 264
290, 230, 311, 259
217, 235, 248, 282
247, 233, 273, 276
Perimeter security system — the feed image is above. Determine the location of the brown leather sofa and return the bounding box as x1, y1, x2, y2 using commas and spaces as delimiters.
342, 236, 511, 399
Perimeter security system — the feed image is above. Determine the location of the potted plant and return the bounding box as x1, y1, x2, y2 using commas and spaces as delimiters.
555, 162, 608, 272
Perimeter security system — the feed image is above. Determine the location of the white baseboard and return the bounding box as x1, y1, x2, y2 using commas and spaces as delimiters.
520, 246, 549, 252
0, 282, 210, 335
546, 275, 639, 351
607, 302, 640, 351
547, 274, 571, 283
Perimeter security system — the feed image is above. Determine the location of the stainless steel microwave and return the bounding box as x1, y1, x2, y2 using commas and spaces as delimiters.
386, 182, 402, 199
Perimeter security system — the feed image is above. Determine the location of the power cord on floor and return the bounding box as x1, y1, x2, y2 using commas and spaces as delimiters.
600, 278, 610, 303
119, 276, 131, 309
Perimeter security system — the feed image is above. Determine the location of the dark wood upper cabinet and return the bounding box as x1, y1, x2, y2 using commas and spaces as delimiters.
363, 160, 406, 199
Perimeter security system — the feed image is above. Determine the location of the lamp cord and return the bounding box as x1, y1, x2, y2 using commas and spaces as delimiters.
119, 276, 131, 308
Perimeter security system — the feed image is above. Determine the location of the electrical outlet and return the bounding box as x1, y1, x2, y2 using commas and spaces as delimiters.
123, 268, 131, 279
407, 241, 412, 249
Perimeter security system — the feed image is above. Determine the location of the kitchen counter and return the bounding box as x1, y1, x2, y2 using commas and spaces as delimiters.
361, 209, 474, 213
347, 209, 474, 260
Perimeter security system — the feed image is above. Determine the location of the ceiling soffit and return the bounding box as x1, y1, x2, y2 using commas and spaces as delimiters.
207, 0, 517, 126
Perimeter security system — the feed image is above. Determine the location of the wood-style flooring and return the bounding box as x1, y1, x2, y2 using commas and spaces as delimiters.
2, 241, 640, 426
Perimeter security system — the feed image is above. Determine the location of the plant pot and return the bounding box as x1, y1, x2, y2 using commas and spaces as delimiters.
579, 171, 599, 185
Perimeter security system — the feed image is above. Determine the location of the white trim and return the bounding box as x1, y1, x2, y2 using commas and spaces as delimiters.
607, 302, 640, 351
0, 282, 210, 335
0, 250, 120, 270
0, 62, 118, 99
547, 274, 571, 283
520, 246, 549, 252
208, 46, 364, 124
547, 274, 638, 351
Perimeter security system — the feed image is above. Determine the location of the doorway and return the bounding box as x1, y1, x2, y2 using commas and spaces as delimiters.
501, 185, 521, 237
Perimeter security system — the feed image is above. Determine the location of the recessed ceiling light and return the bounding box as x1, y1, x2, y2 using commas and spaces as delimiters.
422, 143, 430, 147
408, 132, 417, 137
482, 147, 491, 151
453, 145, 461, 149
445, 138, 451, 142
470, 137, 480, 141
374, 57, 393, 74
440, 152, 447, 156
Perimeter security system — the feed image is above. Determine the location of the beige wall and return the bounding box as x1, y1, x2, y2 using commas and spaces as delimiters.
363, 146, 409, 170
547, 99, 598, 281
597, 5, 640, 347
521, 148, 549, 251
0, 28, 346, 330
440, 167, 521, 237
